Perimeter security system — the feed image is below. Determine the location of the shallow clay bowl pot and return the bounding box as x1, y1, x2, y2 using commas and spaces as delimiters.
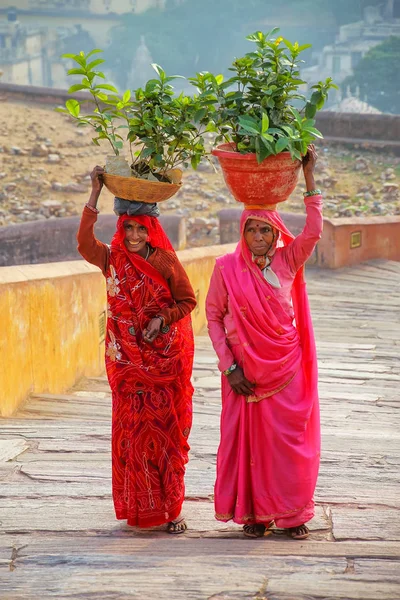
102, 169, 182, 203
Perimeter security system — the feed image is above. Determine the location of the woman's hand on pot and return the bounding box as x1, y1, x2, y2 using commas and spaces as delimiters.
90, 166, 104, 195
302, 144, 318, 177
227, 366, 255, 396
143, 318, 162, 343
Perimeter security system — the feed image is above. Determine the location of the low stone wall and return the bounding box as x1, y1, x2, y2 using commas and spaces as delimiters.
0, 243, 234, 416
319, 216, 400, 268
316, 112, 400, 144
218, 209, 400, 268
1, 82, 400, 149
0, 214, 186, 267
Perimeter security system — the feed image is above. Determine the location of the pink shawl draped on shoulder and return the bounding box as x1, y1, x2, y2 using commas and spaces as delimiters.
216, 208, 318, 405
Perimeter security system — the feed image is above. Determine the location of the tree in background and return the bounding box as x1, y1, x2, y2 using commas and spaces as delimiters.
343, 36, 400, 114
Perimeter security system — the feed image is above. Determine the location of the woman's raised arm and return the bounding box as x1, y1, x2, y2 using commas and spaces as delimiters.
76, 166, 110, 276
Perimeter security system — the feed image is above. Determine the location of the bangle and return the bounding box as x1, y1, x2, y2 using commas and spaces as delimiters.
303, 189, 322, 197
155, 315, 165, 326
85, 203, 99, 213
223, 363, 237, 376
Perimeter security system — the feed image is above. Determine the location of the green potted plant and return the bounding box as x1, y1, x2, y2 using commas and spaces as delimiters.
57, 50, 211, 202
189, 29, 337, 206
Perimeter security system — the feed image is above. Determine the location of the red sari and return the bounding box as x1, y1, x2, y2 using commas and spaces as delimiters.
105, 215, 194, 527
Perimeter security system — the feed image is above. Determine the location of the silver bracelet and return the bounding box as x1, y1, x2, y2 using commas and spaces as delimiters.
85, 203, 99, 213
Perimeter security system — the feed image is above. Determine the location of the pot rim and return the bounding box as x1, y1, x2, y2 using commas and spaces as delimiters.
211, 143, 296, 162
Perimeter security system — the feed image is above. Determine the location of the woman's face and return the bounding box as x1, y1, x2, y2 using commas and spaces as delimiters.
123, 220, 148, 254
244, 219, 276, 256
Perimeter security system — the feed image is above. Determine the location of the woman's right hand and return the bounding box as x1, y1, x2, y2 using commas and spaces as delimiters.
90, 166, 105, 195
227, 366, 255, 396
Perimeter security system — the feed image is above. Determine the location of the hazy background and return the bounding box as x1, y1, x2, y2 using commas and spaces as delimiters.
0, 0, 399, 113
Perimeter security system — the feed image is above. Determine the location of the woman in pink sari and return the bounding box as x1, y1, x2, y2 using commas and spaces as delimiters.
206, 146, 322, 539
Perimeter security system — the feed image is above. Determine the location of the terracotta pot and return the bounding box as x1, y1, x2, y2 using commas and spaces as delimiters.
212, 143, 302, 206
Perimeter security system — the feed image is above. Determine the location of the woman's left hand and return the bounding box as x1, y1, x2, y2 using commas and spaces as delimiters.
302, 144, 318, 177
143, 318, 162, 343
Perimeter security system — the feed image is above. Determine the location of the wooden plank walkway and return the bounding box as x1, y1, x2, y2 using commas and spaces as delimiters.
1, 260, 399, 599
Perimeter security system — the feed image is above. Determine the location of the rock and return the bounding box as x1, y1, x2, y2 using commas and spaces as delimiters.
323, 177, 338, 188
0, 172, 6, 179
63, 182, 88, 194
32, 144, 50, 157
10, 146, 22, 155
51, 182, 64, 192
195, 201, 210, 211
193, 217, 208, 227
364, 192, 374, 202
354, 157, 370, 172
4, 182, 17, 192
48, 154, 61, 163
40, 200, 62, 217
382, 183, 399, 193
164, 199, 180, 210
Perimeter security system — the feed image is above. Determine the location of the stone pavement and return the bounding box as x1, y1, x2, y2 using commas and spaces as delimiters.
1, 260, 399, 599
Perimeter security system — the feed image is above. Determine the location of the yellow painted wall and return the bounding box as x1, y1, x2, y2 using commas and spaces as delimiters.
0, 244, 235, 417
0, 262, 106, 417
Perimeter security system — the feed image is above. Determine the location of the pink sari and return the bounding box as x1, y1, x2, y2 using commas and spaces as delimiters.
211, 208, 320, 528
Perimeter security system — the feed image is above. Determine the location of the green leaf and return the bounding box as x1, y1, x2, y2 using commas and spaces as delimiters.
261, 133, 274, 142
194, 108, 207, 122
95, 83, 119, 93
123, 89, 131, 103
292, 148, 302, 161
275, 137, 289, 153
68, 83, 89, 93
238, 116, 260, 135
260, 136, 275, 154
256, 138, 272, 163
65, 99, 80, 117
261, 112, 269, 133
141, 147, 155, 159
67, 68, 86, 76
303, 126, 324, 139
310, 91, 323, 106
215, 74, 224, 85
283, 39, 294, 53
86, 49, 103, 59
305, 102, 317, 119
87, 59, 105, 71
70, 55, 86, 68
290, 108, 303, 125
298, 43, 312, 52
191, 154, 201, 170
92, 137, 101, 146
151, 63, 166, 81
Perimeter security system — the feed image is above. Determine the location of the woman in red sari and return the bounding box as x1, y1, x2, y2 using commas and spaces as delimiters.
77, 166, 196, 533
206, 147, 322, 539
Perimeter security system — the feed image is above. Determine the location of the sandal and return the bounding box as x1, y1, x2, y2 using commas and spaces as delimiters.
285, 524, 309, 540
243, 521, 273, 538
167, 516, 187, 534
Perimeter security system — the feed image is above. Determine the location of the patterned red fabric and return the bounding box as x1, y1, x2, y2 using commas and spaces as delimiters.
105, 215, 194, 527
